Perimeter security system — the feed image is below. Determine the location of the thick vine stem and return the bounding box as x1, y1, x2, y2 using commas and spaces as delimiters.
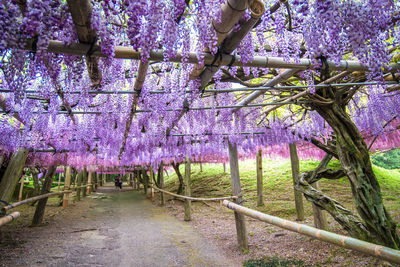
295, 172, 371, 242
312, 98, 400, 249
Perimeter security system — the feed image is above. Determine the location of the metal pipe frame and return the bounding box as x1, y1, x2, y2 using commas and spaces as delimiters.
0, 101, 309, 115
1, 81, 397, 95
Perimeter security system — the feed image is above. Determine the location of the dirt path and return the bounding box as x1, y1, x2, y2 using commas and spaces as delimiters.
0, 187, 237, 267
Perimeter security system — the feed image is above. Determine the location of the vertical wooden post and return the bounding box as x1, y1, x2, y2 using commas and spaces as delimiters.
228, 141, 248, 250
200, 162, 203, 172
158, 163, 165, 205
223, 162, 226, 173
18, 176, 24, 201
63, 166, 71, 208
149, 168, 154, 198
93, 172, 97, 192
57, 172, 62, 191
312, 181, 328, 229
102, 173, 106, 186
132, 173, 136, 189
82, 168, 87, 197
142, 168, 148, 196
184, 156, 191, 221
87, 172, 92, 195
70, 170, 76, 187
289, 143, 305, 221
76, 172, 82, 201
256, 149, 264, 206
0, 149, 29, 203
31, 165, 57, 226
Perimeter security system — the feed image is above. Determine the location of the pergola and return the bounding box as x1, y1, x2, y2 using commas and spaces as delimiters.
1, 0, 400, 254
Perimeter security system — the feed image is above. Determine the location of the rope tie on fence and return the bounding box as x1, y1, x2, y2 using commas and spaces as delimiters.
150, 184, 238, 201
86, 37, 98, 57
0, 200, 10, 216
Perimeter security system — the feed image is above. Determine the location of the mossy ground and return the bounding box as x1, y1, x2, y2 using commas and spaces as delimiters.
162, 158, 400, 266
164, 158, 400, 223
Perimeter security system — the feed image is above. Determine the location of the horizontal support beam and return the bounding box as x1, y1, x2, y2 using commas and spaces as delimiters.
23, 40, 400, 72
223, 200, 400, 264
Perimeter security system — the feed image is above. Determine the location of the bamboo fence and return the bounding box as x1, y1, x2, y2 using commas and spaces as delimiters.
150, 184, 237, 201
223, 200, 400, 264
0, 212, 20, 227
1, 191, 71, 213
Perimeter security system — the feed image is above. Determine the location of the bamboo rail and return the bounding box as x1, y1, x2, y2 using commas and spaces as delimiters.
0, 212, 20, 227
223, 200, 400, 264
24, 40, 400, 72
70, 184, 92, 190
1, 191, 71, 213
150, 184, 238, 201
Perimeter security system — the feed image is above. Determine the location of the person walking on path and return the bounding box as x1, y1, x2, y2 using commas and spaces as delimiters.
118, 176, 122, 190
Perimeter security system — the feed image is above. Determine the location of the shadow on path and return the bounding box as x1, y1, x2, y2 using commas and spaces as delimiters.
1, 187, 237, 267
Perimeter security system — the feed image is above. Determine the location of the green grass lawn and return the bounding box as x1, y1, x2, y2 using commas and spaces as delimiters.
163, 157, 400, 224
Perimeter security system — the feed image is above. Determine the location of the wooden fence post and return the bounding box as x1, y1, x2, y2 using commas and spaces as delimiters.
312, 181, 328, 229
200, 162, 203, 172
76, 172, 82, 201
223, 162, 226, 173
31, 165, 57, 226
256, 149, 264, 206
63, 166, 71, 208
289, 143, 305, 221
228, 141, 248, 251
82, 168, 87, 198
132, 173, 137, 189
159, 163, 165, 205
18, 176, 24, 202
142, 168, 148, 196
149, 168, 154, 198
0, 149, 29, 203
57, 172, 62, 191
93, 172, 97, 192
184, 156, 191, 221
87, 171, 92, 195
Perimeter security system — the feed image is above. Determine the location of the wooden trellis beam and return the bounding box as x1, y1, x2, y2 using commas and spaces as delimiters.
190, 0, 249, 79
67, 0, 102, 86
119, 61, 149, 160
25, 39, 397, 72
198, 0, 265, 89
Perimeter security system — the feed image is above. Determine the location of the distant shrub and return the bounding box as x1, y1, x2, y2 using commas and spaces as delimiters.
372, 149, 400, 170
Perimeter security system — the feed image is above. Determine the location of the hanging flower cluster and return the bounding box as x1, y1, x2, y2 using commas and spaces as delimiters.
0, 0, 399, 169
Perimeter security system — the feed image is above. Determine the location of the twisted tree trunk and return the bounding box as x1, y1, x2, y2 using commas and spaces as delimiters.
31, 165, 57, 226
0, 149, 29, 203
314, 102, 400, 249
172, 162, 184, 195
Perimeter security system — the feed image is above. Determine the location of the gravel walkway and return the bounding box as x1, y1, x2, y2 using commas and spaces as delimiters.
0, 187, 236, 267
